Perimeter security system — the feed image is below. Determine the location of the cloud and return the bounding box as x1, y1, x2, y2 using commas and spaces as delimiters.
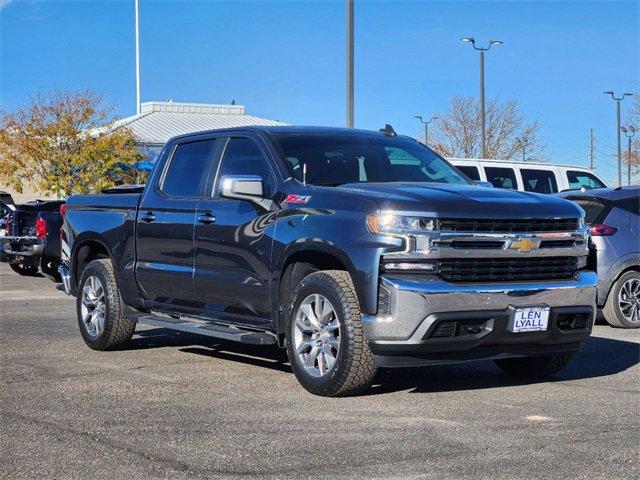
0, 0, 13, 8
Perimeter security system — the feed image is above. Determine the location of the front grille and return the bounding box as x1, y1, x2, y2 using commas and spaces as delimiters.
437, 218, 579, 233
438, 256, 579, 283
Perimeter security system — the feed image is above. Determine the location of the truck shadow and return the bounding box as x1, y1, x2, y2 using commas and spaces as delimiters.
370, 336, 640, 395
128, 329, 639, 395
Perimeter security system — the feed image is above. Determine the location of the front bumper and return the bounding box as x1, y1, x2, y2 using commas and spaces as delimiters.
362, 271, 597, 366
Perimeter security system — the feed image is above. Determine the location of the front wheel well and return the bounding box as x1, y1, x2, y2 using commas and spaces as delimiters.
279, 251, 349, 308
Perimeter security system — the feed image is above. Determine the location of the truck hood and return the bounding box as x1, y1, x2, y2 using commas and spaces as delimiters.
335, 182, 583, 218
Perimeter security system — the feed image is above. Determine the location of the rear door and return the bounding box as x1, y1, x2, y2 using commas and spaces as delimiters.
136, 137, 220, 308
193, 135, 278, 327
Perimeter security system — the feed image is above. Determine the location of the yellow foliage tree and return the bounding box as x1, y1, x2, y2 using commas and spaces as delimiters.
0, 90, 144, 197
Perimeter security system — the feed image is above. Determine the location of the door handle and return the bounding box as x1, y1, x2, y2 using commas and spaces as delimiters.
197, 211, 216, 225
140, 211, 156, 223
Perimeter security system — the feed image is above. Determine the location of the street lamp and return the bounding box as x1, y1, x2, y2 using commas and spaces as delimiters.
516, 136, 529, 162
621, 126, 637, 186
604, 91, 633, 187
415, 115, 439, 146
461, 37, 503, 158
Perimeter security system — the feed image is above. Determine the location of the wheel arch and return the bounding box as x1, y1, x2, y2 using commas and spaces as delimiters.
70, 234, 115, 293
599, 256, 640, 307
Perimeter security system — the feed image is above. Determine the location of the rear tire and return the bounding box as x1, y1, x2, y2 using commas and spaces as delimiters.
76, 259, 135, 350
494, 353, 573, 379
602, 271, 640, 329
285, 270, 377, 397
9, 263, 39, 276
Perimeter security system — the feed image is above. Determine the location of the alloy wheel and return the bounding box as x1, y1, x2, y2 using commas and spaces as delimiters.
80, 275, 106, 337
619, 277, 640, 323
293, 294, 341, 377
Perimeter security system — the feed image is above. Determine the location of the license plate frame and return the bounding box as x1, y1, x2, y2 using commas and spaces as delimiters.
508, 305, 550, 333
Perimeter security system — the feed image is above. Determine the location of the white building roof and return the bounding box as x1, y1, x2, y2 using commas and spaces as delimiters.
115, 101, 287, 144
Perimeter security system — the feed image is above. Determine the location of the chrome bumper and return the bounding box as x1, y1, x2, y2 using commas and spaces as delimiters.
362, 271, 598, 342
58, 265, 72, 295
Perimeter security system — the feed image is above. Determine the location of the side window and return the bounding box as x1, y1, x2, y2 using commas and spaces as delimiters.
567, 171, 606, 190
161, 139, 217, 197
217, 138, 275, 197
484, 167, 517, 189
456, 165, 480, 181
521, 169, 558, 194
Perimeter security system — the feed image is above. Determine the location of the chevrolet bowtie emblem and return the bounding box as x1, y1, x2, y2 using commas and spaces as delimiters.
509, 237, 541, 252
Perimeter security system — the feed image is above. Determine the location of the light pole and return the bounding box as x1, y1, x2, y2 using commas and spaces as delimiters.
346, 0, 354, 128
604, 91, 633, 187
134, 0, 141, 115
621, 126, 637, 186
461, 37, 503, 158
414, 115, 439, 146
516, 137, 528, 162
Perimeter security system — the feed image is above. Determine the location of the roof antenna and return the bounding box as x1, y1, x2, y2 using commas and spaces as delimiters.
302, 163, 307, 186
379, 124, 397, 137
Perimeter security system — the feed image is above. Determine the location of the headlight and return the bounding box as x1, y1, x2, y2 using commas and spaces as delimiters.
367, 214, 435, 235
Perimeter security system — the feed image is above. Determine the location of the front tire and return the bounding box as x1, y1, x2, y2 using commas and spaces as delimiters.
285, 270, 377, 397
76, 259, 135, 350
494, 353, 573, 379
603, 271, 640, 328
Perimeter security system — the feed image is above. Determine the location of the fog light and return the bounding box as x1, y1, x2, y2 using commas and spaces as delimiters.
382, 261, 437, 272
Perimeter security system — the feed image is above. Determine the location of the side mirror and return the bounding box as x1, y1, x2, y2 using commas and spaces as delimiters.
473, 180, 494, 188
220, 175, 274, 210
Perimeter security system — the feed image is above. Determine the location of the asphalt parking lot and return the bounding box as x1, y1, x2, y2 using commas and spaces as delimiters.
1, 263, 638, 479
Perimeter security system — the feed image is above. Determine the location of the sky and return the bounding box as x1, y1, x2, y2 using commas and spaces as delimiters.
1, 0, 638, 184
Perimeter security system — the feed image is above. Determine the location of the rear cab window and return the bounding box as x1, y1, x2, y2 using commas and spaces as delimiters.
521, 169, 558, 194
161, 139, 218, 197
567, 171, 606, 190
484, 167, 517, 189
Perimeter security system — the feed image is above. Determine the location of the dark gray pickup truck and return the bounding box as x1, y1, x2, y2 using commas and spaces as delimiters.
59, 126, 597, 396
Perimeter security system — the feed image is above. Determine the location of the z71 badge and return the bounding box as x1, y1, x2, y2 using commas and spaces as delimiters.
283, 194, 311, 204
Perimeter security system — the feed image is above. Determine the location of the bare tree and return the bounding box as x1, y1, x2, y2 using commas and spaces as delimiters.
429, 96, 545, 161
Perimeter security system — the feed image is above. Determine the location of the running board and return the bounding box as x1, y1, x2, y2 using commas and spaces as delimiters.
136, 315, 277, 345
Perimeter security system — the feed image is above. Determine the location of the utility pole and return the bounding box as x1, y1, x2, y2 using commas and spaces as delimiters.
516, 137, 528, 162
414, 115, 439, 146
461, 37, 503, 158
345, 0, 354, 128
589, 128, 594, 170
604, 91, 633, 187
621, 126, 637, 186
135, 0, 141, 115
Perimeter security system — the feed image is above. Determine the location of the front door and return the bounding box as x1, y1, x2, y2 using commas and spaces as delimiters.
194, 136, 278, 327
136, 138, 219, 309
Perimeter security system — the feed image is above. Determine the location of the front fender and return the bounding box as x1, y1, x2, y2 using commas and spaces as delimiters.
271, 205, 403, 314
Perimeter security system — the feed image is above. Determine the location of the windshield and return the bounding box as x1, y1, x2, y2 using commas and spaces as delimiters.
274, 134, 469, 186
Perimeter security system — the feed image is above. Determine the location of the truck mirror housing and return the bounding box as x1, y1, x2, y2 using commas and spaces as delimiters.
473, 180, 494, 188
220, 175, 274, 210
220, 175, 264, 200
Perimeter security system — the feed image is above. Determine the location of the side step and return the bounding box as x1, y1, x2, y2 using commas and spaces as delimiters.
136, 315, 277, 346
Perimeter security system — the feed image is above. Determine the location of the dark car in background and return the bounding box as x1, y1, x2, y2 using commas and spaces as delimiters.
558, 187, 640, 328
0, 198, 65, 281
